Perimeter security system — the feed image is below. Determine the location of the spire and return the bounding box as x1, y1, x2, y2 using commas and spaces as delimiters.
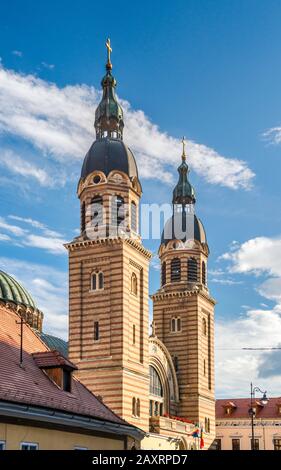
172, 137, 196, 205
94, 38, 124, 140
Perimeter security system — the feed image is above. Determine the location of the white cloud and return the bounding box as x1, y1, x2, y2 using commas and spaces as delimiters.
0, 65, 254, 189
0, 215, 66, 255
221, 236, 281, 276
263, 126, 281, 145
216, 306, 281, 397
0, 150, 53, 187
0, 256, 68, 338
41, 62, 55, 70
216, 235, 281, 396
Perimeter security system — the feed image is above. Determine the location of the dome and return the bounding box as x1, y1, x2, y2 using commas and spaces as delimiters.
0, 270, 36, 309
39, 332, 68, 358
81, 138, 138, 180
161, 212, 207, 246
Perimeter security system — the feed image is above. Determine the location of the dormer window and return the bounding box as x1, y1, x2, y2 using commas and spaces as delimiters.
32, 351, 77, 393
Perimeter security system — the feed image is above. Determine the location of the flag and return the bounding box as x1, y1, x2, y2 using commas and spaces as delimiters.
200, 427, 204, 449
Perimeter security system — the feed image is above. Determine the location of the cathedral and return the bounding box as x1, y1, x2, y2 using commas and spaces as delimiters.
65, 40, 216, 450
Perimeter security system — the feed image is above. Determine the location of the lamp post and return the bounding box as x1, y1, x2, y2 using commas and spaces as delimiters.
249, 383, 268, 450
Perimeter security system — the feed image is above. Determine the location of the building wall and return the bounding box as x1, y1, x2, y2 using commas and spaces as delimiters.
0, 422, 125, 450
216, 420, 281, 450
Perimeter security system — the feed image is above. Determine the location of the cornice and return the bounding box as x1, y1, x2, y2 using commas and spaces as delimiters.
64, 236, 152, 260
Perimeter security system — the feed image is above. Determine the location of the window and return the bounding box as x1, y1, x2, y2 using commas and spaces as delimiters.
187, 258, 198, 282
149, 366, 163, 397
91, 195, 103, 228
203, 359, 206, 376
131, 201, 137, 232
161, 261, 166, 286
250, 438, 259, 450
112, 195, 125, 228
274, 439, 281, 450
205, 417, 210, 433
91, 272, 104, 291
149, 400, 153, 417
81, 201, 85, 233
232, 439, 240, 451
20, 442, 38, 450
63, 369, 72, 392
94, 321, 99, 341
202, 317, 207, 336
0, 441, 5, 450
132, 324, 136, 345
173, 355, 179, 372
171, 258, 181, 282
214, 439, 221, 450
131, 273, 138, 295
132, 397, 140, 417
171, 316, 181, 333
202, 261, 206, 285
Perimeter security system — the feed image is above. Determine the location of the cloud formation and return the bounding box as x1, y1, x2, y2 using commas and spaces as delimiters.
0, 256, 68, 338
0, 65, 254, 189
216, 235, 281, 395
0, 215, 66, 254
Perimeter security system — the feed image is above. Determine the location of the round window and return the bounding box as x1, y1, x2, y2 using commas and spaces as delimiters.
93, 175, 101, 184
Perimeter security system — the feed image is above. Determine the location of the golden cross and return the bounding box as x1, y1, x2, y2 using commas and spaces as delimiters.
181, 136, 186, 161
106, 38, 112, 67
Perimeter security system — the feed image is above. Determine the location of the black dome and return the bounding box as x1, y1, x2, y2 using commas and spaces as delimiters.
81, 138, 138, 180
161, 212, 207, 246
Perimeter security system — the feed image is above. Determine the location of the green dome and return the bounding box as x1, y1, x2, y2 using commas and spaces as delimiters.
0, 270, 36, 309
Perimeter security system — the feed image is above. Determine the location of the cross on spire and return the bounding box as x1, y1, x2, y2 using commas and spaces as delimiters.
181, 136, 186, 161
106, 38, 112, 70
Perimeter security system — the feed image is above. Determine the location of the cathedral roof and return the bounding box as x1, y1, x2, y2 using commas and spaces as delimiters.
0, 269, 36, 309
81, 138, 138, 179
39, 332, 68, 357
161, 212, 207, 246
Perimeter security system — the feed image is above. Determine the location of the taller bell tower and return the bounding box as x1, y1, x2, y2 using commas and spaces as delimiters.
151, 139, 216, 448
66, 40, 151, 431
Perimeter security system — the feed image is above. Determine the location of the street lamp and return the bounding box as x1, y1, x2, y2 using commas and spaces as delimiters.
249, 383, 269, 450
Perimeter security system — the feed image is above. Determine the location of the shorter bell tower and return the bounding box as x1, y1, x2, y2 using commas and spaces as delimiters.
151, 139, 216, 448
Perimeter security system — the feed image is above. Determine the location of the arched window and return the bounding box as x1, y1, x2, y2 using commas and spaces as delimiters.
81, 201, 85, 233
131, 273, 137, 295
131, 201, 137, 232
171, 316, 181, 332
161, 262, 166, 286
132, 397, 136, 416
112, 195, 125, 228
202, 261, 206, 285
91, 272, 104, 291
187, 258, 198, 282
171, 258, 181, 282
149, 366, 163, 397
91, 195, 103, 228
202, 317, 207, 336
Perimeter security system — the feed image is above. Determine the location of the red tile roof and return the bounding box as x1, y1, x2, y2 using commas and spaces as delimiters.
32, 350, 77, 370
0, 306, 128, 426
216, 398, 281, 420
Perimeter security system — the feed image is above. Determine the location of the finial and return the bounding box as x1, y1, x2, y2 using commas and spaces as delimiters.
106, 38, 112, 70
181, 136, 186, 161
151, 321, 157, 337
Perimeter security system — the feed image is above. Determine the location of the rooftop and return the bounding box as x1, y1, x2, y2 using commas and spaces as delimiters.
216, 398, 281, 420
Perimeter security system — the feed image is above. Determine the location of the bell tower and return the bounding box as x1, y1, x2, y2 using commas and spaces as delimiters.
151, 139, 216, 448
66, 40, 151, 431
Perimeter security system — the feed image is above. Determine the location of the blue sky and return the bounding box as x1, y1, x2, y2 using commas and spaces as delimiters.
1, 0, 281, 397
